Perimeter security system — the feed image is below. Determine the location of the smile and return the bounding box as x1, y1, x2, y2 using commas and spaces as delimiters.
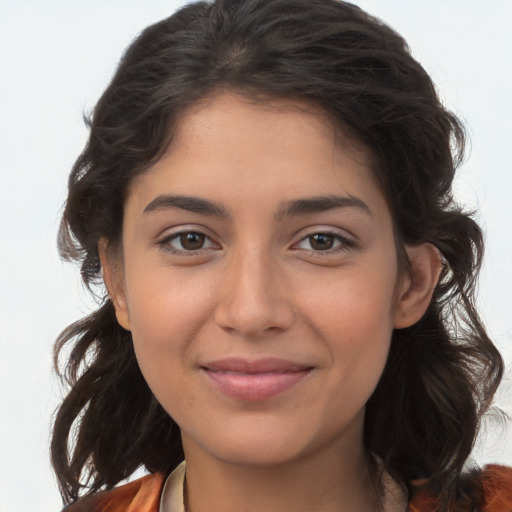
200, 358, 313, 401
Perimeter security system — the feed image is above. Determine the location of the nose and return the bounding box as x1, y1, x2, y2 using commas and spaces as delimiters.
214, 246, 294, 339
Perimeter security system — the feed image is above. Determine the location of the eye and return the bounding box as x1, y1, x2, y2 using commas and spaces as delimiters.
294, 232, 352, 252
159, 230, 218, 254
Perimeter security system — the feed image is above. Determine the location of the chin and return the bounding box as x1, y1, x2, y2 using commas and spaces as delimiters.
189, 420, 321, 468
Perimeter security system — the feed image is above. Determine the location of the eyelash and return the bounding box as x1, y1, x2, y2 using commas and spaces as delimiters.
157, 229, 354, 256
158, 230, 219, 256
293, 231, 354, 255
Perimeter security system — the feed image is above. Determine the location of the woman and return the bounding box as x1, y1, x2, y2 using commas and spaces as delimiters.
52, 0, 512, 510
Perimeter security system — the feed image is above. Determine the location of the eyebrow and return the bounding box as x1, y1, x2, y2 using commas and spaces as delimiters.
275, 194, 371, 219
144, 194, 230, 217
143, 194, 371, 218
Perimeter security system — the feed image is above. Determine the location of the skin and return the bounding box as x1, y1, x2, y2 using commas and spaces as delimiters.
103, 92, 441, 512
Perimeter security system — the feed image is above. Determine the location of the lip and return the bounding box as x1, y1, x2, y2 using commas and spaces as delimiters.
200, 358, 313, 401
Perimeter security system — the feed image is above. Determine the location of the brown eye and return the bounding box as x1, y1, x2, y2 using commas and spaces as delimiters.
308, 233, 335, 251
160, 230, 218, 254
180, 232, 206, 250
294, 231, 353, 253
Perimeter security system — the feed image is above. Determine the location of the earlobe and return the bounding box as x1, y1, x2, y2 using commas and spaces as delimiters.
98, 239, 132, 331
393, 243, 443, 329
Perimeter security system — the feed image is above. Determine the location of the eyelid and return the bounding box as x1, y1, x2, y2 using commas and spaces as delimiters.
157, 226, 221, 255
155, 225, 355, 256
291, 228, 355, 253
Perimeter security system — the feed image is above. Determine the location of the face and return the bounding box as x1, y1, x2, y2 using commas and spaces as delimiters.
106, 92, 430, 470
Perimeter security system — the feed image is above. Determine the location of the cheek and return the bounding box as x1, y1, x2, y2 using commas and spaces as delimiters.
303, 264, 398, 334
123, 266, 215, 393
127, 287, 206, 423
126, 262, 213, 339
301, 266, 397, 389
322, 294, 393, 380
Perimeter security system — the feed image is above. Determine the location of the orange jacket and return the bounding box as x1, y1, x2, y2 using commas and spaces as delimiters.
64, 464, 512, 512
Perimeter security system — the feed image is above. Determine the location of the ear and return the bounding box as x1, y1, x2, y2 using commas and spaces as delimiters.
393, 243, 443, 329
99, 239, 132, 331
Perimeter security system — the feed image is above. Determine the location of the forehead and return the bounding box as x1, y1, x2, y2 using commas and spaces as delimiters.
127, 91, 384, 217
172, 91, 371, 165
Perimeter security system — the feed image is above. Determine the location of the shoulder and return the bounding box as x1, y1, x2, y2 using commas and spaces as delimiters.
409, 465, 512, 512
62, 473, 165, 512
479, 464, 512, 512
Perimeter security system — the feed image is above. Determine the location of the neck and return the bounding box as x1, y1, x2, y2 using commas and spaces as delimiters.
182, 434, 381, 512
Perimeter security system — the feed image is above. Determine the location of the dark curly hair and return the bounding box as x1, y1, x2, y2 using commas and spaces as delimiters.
51, 0, 504, 510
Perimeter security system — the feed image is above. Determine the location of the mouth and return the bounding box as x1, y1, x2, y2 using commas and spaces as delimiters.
200, 358, 314, 401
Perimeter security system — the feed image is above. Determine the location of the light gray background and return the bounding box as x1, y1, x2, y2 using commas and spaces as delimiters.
1, 1, 511, 511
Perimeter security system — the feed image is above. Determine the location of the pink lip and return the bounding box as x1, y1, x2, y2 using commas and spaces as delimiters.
201, 358, 313, 401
